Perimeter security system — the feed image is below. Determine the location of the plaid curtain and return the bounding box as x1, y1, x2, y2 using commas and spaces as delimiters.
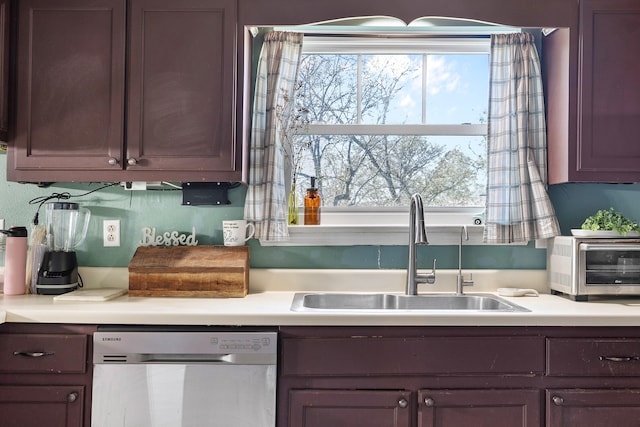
483, 33, 560, 244
244, 32, 303, 242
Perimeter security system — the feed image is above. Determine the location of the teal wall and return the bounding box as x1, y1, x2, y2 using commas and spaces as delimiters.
2, 154, 640, 270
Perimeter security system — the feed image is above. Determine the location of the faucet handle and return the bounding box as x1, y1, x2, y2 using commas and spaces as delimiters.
463, 272, 474, 287
426, 259, 437, 284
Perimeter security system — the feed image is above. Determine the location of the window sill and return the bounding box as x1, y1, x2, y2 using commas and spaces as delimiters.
260, 224, 487, 246
258, 208, 506, 246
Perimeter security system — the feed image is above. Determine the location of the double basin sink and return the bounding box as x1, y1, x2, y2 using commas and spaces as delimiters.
291, 293, 529, 312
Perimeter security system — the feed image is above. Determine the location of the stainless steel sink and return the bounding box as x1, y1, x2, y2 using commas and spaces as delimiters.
290, 293, 530, 312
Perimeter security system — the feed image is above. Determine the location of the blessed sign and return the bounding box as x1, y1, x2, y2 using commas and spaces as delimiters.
140, 227, 198, 246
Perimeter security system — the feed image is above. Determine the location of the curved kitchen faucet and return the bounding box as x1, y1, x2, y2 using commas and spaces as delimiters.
406, 194, 436, 295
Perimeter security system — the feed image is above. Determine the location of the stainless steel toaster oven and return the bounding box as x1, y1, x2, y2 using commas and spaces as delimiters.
548, 236, 640, 301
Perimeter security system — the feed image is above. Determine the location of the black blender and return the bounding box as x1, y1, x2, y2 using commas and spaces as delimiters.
36, 202, 91, 295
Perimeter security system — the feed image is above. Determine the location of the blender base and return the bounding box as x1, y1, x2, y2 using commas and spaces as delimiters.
36, 251, 80, 295
36, 283, 79, 295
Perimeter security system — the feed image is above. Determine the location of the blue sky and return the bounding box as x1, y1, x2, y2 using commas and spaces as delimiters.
366, 53, 489, 125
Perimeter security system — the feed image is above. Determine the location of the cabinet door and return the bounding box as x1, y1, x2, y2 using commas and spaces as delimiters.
0, 333, 87, 374
547, 338, 640, 377
418, 389, 541, 427
576, 0, 640, 181
289, 389, 412, 427
547, 389, 640, 427
0, 0, 9, 142
0, 385, 84, 427
126, 0, 238, 179
9, 0, 126, 181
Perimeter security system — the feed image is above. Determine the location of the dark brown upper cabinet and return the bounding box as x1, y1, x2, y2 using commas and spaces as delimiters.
0, 0, 9, 142
7, 0, 239, 183
9, 0, 126, 182
125, 0, 238, 180
548, 0, 640, 183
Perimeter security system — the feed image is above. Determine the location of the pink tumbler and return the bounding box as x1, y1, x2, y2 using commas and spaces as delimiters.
1, 226, 28, 295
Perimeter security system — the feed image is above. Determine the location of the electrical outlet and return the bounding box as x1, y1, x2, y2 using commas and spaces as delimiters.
103, 219, 120, 247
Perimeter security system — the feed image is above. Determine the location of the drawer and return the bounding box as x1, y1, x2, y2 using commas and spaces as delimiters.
0, 334, 87, 374
282, 336, 545, 377
547, 338, 640, 376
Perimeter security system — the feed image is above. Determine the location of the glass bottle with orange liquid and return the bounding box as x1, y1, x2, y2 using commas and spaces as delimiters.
304, 177, 321, 225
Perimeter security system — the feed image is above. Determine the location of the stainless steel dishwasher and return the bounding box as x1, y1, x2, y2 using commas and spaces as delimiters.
91, 327, 277, 427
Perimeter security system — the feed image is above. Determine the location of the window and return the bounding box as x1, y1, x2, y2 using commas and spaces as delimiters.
290, 36, 489, 209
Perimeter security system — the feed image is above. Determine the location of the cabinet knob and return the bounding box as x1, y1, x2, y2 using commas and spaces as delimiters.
552, 396, 564, 406
127, 158, 138, 166
67, 392, 78, 403
398, 398, 408, 408
107, 157, 119, 166
424, 397, 435, 407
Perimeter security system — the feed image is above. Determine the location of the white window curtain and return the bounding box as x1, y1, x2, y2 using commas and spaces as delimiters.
483, 33, 560, 244
244, 32, 303, 242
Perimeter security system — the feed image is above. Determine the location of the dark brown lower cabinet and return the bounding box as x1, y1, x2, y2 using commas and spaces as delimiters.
0, 385, 84, 427
546, 337, 640, 426
289, 389, 412, 427
288, 388, 542, 427
546, 389, 640, 427
279, 327, 640, 427
0, 323, 96, 427
419, 389, 541, 427
279, 326, 546, 427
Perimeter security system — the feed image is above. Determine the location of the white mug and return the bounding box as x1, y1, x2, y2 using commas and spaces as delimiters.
222, 220, 255, 246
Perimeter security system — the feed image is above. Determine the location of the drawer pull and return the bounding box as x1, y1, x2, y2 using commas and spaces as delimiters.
600, 356, 640, 362
424, 397, 435, 407
398, 398, 408, 408
13, 351, 56, 358
552, 396, 564, 406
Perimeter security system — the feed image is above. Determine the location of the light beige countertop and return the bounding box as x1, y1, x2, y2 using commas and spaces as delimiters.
1, 268, 640, 327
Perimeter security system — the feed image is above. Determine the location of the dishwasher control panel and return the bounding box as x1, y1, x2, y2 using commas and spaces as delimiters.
94, 331, 277, 364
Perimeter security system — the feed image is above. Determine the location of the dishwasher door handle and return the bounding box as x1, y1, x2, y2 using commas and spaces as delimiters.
143, 353, 234, 363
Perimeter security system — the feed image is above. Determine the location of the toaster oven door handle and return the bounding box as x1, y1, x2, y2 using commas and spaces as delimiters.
580, 244, 640, 252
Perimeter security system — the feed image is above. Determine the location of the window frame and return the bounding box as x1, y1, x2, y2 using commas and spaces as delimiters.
274, 34, 501, 245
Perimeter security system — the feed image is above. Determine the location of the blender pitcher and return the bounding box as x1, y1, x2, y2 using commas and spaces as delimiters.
45, 202, 91, 252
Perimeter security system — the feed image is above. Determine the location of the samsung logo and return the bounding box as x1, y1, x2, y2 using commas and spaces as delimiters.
101, 337, 122, 341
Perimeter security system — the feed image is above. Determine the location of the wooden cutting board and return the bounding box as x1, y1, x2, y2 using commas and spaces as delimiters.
128, 245, 249, 297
